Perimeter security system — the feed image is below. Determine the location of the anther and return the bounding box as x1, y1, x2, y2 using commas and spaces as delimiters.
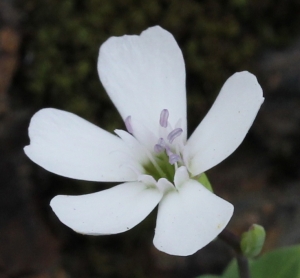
125, 116, 133, 134
168, 153, 181, 165
165, 146, 181, 164
154, 144, 165, 153
167, 128, 183, 143
159, 109, 169, 128
154, 138, 165, 153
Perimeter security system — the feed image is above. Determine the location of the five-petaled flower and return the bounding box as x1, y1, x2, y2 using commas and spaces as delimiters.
24, 26, 264, 256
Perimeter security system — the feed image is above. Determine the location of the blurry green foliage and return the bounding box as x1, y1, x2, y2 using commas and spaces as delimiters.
197, 245, 300, 278
198, 275, 220, 278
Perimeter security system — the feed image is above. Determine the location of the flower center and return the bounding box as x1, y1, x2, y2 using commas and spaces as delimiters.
125, 109, 184, 182
154, 109, 183, 165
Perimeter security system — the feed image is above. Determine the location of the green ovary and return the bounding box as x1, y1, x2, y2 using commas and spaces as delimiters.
142, 152, 177, 182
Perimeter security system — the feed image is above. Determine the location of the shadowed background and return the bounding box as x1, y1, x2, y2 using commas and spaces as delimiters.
1, 0, 300, 277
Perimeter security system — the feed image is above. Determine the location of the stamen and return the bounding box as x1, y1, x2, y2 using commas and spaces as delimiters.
125, 116, 133, 134
154, 138, 166, 153
167, 128, 183, 143
165, 145, 181, 165
154, 144, 165, 153
159, 109, 169, 128
158, 137, 165, 146
165, 145, 172, 156
168, 153, 181, 165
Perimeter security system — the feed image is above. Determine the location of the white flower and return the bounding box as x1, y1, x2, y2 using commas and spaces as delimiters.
24, 26, 264, 256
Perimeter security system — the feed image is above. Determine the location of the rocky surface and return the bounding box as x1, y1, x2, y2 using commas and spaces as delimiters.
0, 1, 61, 277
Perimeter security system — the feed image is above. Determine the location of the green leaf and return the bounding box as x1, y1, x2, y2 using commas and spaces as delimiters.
222, 245, 300, 278
240, 224, 266, 258
221, 260, 238, 278
197, 172, 213, 192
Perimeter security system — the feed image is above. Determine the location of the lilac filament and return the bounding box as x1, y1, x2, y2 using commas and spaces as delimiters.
160, 109, 169, 128
125, 116, 133, 134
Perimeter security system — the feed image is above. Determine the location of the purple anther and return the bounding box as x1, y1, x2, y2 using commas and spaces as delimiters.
165, 145, 181, 164
154, 144, 165, 153
159, 109, 169, 128
125, 116, 133, 134
165, 145, 172, 156
154, 138, 165, 153
168, 153, 181, 165
158, 137, 165, 147
167, 128, 183, 143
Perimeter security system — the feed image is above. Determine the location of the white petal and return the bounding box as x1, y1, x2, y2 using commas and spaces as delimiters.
50, 182, 163, 235
98, 26, 187, 142
114, 129, 149, 166
129, 117, 158, 152
24, 108, 142, 182
153, 179, 233, 256
174, 166, 189, 188
185, 71, 264, 176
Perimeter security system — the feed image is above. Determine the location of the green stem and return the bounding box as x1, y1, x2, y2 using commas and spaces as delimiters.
218, 229, 250, 278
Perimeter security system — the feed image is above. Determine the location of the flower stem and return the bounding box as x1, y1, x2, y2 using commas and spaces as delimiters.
218, 229, 250, 278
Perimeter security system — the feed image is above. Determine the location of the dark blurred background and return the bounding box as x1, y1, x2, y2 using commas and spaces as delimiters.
1, 0, 300, 277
